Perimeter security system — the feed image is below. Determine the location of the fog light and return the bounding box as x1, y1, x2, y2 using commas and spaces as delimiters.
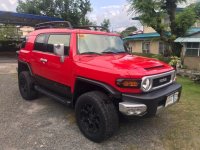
119, 102, 147, 116
174, 92, 179, 102
127, 109, 135, 115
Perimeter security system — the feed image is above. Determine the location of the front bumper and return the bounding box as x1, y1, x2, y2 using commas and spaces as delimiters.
119, 83, 182, 116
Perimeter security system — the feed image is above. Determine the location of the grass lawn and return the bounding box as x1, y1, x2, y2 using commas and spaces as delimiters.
162, 76, 200, 149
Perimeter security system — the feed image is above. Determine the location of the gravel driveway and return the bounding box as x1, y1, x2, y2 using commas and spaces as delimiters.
0, 62, 188, 150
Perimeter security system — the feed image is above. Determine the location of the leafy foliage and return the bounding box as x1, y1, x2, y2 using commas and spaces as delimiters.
100, 19, 111, 30
169, 56, 181, 68
128, 0, 200, 56
120, 26, 137, 37
174, 5, 197, 37
195, 2, 200, 17
16, 0, 92, 26
0, 25, 21, 41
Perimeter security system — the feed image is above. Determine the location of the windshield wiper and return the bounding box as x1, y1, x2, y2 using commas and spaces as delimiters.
102, 51, 117, 54
80, 52, 101, 55
102, 51, 127, 54
115, 51, 128, 54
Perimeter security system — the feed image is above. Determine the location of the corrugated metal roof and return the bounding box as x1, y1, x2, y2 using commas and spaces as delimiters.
0, 11, 64, 26
175, 27, 200, 43
124, 27, 200, 41
123, 32, 160, 41
187, 27, 200, 35
175, 37, 200, 43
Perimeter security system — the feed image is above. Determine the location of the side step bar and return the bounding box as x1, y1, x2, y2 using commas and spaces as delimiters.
34, 85, 71, 106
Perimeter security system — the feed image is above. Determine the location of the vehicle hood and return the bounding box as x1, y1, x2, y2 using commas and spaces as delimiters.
77, 54, 173, 78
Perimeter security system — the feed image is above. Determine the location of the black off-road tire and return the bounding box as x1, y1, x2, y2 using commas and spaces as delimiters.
18, 71, 38, 100
75, 91, 119, 142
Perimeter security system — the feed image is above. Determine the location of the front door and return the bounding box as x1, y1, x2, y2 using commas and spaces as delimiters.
30, 33, 72, 87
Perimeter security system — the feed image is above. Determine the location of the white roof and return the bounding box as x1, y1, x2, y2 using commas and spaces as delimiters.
175, 37, 200, 43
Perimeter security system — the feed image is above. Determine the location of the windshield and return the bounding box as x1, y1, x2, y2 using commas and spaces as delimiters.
77, 34, 127, 54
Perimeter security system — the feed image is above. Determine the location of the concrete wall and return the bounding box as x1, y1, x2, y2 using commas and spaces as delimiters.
184, 57, 200, 71
128, 40, 159, 54
20, 26, 34, 37
128, 41, 142, 53
143, 26, 156, 33
150, 40, 159, 54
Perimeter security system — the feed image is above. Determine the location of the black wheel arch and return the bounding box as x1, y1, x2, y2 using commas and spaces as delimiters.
18, 60, 33, 75
72, 77, 122, 106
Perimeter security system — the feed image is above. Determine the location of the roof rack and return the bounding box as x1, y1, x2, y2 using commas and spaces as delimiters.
75, 25, 110, 32
35, 21, 110, 32
35, 21, 73, 30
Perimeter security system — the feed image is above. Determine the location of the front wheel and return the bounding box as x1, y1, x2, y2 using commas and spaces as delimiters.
75, 91, 119, 142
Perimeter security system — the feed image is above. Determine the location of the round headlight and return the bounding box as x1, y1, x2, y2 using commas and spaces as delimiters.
141, 78, 152, 92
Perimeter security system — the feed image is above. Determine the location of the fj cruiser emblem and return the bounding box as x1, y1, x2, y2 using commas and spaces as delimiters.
159, 78, 167, 83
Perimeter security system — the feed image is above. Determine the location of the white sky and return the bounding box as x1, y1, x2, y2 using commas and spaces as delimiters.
0, 0, 199, 31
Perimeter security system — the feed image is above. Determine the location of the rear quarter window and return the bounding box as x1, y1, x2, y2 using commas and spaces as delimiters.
34, 34, 48, 52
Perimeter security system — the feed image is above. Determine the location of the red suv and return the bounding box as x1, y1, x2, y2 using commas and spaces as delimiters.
18, 21, 182, 142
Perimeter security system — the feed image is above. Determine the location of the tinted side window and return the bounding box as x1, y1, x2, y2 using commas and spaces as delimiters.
34, 34, 47, 52
47, 34, 70, 55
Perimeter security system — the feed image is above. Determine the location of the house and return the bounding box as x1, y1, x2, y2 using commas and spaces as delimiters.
175, 28, 200, 70
124, 7, 200, 56
123, 26, 170, 56
124, 27, 200, 56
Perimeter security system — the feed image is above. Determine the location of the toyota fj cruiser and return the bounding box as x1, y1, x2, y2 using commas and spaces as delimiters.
18, 21, 182, 142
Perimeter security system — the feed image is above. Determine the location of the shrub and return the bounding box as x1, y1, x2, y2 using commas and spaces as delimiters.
169, 56, 181, 68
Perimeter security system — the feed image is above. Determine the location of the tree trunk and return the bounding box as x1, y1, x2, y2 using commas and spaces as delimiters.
165, 0, 182, 56
166, 0, 177, 35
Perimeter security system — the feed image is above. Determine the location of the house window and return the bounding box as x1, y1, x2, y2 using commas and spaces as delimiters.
185, 43, 200, 57
159, 42, 169, 55
142, 42, 150, 53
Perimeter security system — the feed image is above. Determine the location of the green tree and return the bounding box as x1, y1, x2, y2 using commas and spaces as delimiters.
120, 26, 137, 37
0, 25, 21, 41
16, 0, 92, 26
100, 19, 110, 30
194, 2, 200, 18
128, 0, 199, 56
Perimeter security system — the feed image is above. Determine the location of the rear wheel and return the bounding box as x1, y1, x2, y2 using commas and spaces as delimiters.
75, 91, 119, 142
18, 71, 38, 100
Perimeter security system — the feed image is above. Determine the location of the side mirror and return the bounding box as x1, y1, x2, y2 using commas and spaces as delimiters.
124, 43, 132, 54
54, 44, 65, 63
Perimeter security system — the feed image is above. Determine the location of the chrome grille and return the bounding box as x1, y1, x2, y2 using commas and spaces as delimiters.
141, 70, 175, 92
152, 75, 172, 87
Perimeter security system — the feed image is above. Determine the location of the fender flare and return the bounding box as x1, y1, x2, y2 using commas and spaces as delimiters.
75, 77, 121, 99
18, 60, 33, 75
